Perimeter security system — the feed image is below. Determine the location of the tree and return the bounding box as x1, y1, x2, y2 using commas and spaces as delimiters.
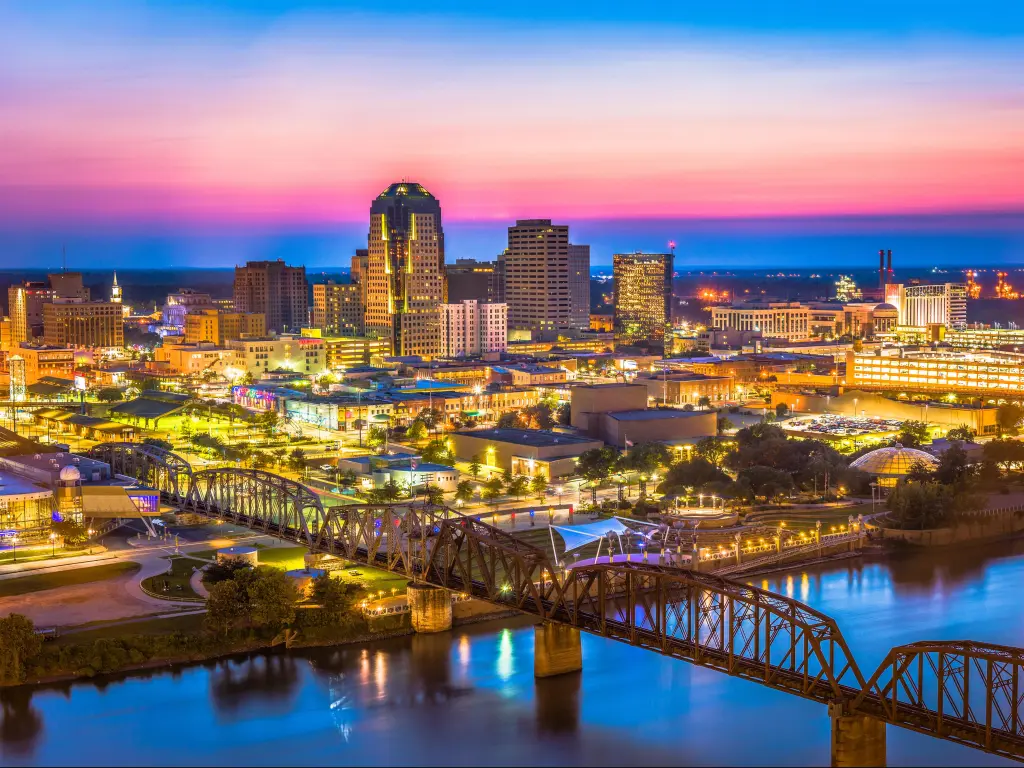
367, 478, 403, 504
775, 403, 789, 419
716, 416, 734, 436
997, 403, 1024, 436
420, 483, 445, 506
575, 446, 618, 504
983, 438, 1024, 473
311, 572, 360, 622
619, 442, 672, 498
287, 448, 306, 472
736, 466, 794, 503
935, 443, 973, 487
501, 467, 514, 486
523, 404, 555, 430
697, 395, 712, 410
497, 411, 526, 429
530, 474, 548, 501
682, 403, 695, 412
51, 517, 88, 546
142, 437, 173, 451
897, 420, 930, 448
946, 424, 976, 443
468, 454, 482, 479
257, 411, 279, 435
251, 451, 271, 470
657, 457, 731, 496
420, 439, 454, 465
0, 614, 43, 684
96, 387, 123, 403
455, 479, 475, 504
482, 476, 505, 505
694, 437, 730, 467
204, 579, 246, 637
366, 425, 388, 453
234, 567, 299, 630
507, 474, 529, 501
886, 481, 967, 530
406, 420, 428, 442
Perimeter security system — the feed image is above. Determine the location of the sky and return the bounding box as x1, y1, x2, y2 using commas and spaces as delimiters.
1, 1, 1023, 268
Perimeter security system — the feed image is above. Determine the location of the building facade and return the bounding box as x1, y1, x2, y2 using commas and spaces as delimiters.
184, 309, 266, 345
312, 281, 363, 336
227, 336, 325, 377
612, 252, 674, 344
7, 282, 51, 344
711, 301, 812, 341
446, 259, 502, 303
364, 182, 446, 358
233, 260, 308, 334
568, 244, 591, 331
440, 300, 508, 358
884, 283, 968, 330
161, 290, 216, 330
846, 349, 1024, 398
42, 300, 124, 349
505, 219, 571, 335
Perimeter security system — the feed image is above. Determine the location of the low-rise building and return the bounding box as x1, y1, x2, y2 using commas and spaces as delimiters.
299, 331, 391, 371
489, 363, 568, 387
16, 345, 76, 384
440, 300, 507, 357
184, 309, 266, 345
570, 383, 649, 430
227, 335, 325, 377
591, 408, 717, 449
846, 349, 1024, 400
450, 428, 604, 479
634, 371, 734, 406
155, 342, 235, 377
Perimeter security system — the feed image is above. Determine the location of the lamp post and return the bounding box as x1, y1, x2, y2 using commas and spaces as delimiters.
11, 535, 18, 563
49, 532, 57, 557
869, 481, 878, 514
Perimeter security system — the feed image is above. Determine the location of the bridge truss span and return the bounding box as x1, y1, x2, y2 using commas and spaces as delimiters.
89, 442, 193, 504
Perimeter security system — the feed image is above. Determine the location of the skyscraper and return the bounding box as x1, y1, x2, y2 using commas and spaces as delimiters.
505, 219, 570, 335
312, 281, 363, 335
364, 182, 446, 357
447, 259, 502, 303
613, 252, 674, 345
233, 259, 308, 333
568, 244, 591, 331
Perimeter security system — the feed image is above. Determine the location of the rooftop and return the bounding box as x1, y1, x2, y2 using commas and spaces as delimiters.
0, 470, 51, 500
604, 409, 713, 422
456, 428, 599, 448
376, 182, 435, 200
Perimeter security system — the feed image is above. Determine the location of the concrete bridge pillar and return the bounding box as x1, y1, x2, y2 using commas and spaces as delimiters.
829, 705, 886, 767
407, 582, 452, 633
534, 623, 582, 678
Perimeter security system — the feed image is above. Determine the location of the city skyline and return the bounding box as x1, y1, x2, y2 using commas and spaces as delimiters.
1, 1, 1023, 268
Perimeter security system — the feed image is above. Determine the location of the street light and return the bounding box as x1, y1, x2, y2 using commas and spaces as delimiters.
11, 535, 18, 563
49, 532, 57, 557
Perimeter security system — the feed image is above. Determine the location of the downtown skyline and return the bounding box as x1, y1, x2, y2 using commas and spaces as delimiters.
1, 1, 1023, 268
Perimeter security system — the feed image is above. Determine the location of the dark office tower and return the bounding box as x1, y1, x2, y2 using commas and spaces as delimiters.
364, 182, 446, 358
233, 259, 308, 333
505, 219, 571, 335
568, 244, 591, 331
493, 250, 507, 303
447, 259, 500, 303
612, 252, 674, 344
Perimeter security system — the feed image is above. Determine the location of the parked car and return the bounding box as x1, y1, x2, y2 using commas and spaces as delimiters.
320, 464, 335, 473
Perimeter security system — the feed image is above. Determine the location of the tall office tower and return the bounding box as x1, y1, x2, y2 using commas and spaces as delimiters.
612, 252, 674, 344
505, 219, 570, 335
884, 282, 968, 330
493, 250, 507, 303
364, 182, 446, 358
47, 272, 90, 300
440, 300, 508, 357
312, 281, 363, 335
447, 259, 501, 303
350, 249, 369, 284
233, 259, 308, 333
568, 244, 591, 331
43, 300, 124, 349
7, 281, 51, 344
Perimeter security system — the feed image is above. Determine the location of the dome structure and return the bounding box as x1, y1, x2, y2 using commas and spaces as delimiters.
376, 182, 435, 200
872, 303, 898, 313
849, 443, 938, 487
58, 465, 81, 485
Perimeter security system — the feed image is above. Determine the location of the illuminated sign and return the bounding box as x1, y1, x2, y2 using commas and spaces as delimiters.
232, 385, 278, 412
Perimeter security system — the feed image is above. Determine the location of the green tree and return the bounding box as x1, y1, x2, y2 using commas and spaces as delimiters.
775, 402, 789, 419
406, 420, 428, 442
697, 395, 712, 410
716, 416, 734, 436
935, 443, 973, 487
897, 420, 930, 448
95, 387, 123, 403
736, 465, 794, 503
946, 424, 976, 442
420, 482, 445, 506
0, 614, 43, 684
497, 411, 526, 429
234, 566, 299, 630
311, 572, 360, 622
507, 474, 529, 501
997, 403, 1024, 436
468, 454, 482, 478
886, 481, 977, 530
204, 579, 246, 637
530, 473, 548, 501
51, 517, 88, 546
142, 437, 173, 451
501, 467, 514, 486
366, 425, 388, 453
455, 479, 475, 504
287, 448, 306, 472
694, 436, 730, 467
657, 458, 732, 496
367, 478, 403, 504
482, 476, 505, 505
575, 446, 618, 505
257, 411, 279, 435
524, 404, 556, 430
420, 439, 454, 465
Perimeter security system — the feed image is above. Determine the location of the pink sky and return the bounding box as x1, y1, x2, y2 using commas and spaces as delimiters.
1, 7, 1022, 226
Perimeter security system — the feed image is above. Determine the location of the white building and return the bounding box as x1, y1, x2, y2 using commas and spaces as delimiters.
440, 300, 507, 358
226, 335, 325, 377
884, 283, 967, 330
711, 301, 811, 340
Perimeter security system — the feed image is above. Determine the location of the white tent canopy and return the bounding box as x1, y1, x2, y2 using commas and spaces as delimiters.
550, 517, 634, 554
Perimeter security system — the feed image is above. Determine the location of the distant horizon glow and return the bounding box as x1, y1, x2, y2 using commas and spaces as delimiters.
1, 1, 1022, 268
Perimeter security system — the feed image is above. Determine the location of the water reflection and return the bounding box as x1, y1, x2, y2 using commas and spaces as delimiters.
209, 654, 300, 715
0, 688, 42, 760
535, 671, 581, 735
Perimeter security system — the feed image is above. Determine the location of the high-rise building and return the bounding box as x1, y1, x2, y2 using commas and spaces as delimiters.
884, 283, 968, 330
184, 309, 266, 345
364, 182, 446, 358
233, 259, 308, 334
568, 244, 591, 331
7, 282, 51, 345
505, 219, 571, 334
612, 252, 674, 345
447, 259, 504, 304
162, 290, 216, 329
47, 272, 89, 301
312, 282, 363, 336
440, 300, 508, 358
42, 300, 124, 349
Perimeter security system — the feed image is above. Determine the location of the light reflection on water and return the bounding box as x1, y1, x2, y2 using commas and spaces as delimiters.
4, 539, 1024, 766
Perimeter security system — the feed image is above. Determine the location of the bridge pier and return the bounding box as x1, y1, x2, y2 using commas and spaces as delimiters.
534, 623, 582, 678
829, 705, 886, 767
407, 582, 452, 633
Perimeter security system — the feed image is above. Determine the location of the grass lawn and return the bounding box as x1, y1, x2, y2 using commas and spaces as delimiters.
0, 562, 141, 598
252, 545, 308, 571
141, 557, 204, 599
0, 548, 95, 566
56, 612, 206, 646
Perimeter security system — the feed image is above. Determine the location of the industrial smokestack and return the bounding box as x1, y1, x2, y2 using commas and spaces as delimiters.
887, 249, 893, 281
879, 249, 886, 289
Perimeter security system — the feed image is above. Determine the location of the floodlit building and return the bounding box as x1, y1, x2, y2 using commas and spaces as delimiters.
450, 428, 603, 479
505, 219, 572, 335
312, 281, 364, 336
184, 309, 266, 345
440, 300, 507, 357
364, 182, 447, 358
612, 252, 674, 344
846, 349, 1024, 399
161, 290, 216, 330
711, 301, 811, 341
884, 283, 967, 330
227, 336, 326, 377
42, 300, 124, 349
849, 444, 939, 488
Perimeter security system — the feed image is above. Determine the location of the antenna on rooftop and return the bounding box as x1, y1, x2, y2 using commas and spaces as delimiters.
62, 245, 67, 273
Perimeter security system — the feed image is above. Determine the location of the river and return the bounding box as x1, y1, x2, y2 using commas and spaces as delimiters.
3, 538, 1024, 766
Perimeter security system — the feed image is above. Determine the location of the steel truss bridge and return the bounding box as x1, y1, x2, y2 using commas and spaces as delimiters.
91, 442, 1024, 762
